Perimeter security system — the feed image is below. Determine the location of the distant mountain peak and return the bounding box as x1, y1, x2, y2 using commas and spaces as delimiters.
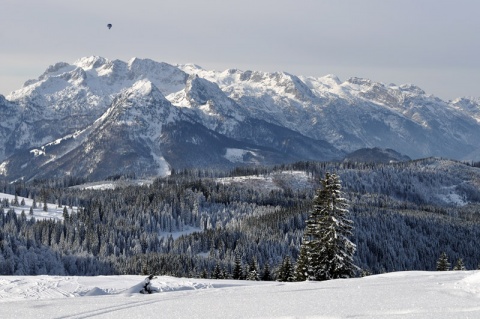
346, 77, 373, 86
399, 83, 426, 95
108, 79, 176, 123
127, 79, 157, 98
74, 56, 109, 70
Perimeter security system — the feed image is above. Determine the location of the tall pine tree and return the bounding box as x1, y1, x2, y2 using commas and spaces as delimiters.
436, 252, 450, 271
453, 258, 466, 271
278, 256, 295, 282
232, 254, 243, 280
295, 172, 357, 281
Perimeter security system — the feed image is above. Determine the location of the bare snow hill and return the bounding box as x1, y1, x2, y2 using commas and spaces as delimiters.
1, 271, 480, 318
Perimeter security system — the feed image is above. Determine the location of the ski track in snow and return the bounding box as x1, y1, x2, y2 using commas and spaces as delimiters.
51, 298, 161, 319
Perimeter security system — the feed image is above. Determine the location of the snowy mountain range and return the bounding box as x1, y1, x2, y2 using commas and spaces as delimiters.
1, 56, 479, 181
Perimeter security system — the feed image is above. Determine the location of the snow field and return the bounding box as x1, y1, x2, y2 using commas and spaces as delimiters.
1, 271, 480, 318
0, 192, 65, 221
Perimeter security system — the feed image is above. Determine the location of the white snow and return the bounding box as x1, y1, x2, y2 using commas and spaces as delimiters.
218, 170, 313, 193
1, 271, 480, 318
159, 226, 202, 240
0, 161, 7, 175
69, 179, 154, 190
0, 192, 67, 221
437, 186, 468, 206
223, 148, 252, 163
218, 174, 280, 192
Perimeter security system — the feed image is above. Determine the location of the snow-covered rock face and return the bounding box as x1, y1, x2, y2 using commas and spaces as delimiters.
180, 64, 480, 159
8, 56, 188, 112
0, 96, 21, 160
1, 56, 480, 180
4, 57, 190, 160
451, 97, 480, 123
97, 79, 181, 137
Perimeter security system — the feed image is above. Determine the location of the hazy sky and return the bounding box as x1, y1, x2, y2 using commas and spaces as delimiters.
1, 0, 479, 100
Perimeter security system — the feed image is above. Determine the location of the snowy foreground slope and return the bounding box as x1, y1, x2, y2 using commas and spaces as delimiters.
1, 271, 480, 318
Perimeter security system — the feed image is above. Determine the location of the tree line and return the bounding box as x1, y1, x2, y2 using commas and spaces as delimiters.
1, 158, 480, 279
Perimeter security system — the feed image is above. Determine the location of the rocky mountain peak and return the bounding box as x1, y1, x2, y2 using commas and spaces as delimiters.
74, 56, 109, 70
105, 79, 178, 126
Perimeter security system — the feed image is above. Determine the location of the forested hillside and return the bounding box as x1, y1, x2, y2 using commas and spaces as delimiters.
1, 158, 480, 277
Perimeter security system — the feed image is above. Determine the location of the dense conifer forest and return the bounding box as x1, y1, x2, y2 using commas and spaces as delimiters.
1, 158, 480, 279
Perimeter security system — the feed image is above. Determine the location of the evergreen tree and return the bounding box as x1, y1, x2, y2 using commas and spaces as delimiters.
40, 188, 49, 212
294, 244, 309, 281
278, 256, 294, 282
453, 258, 466, 271
436, 252, 450, 271
294, 172, 357, 281
221, 266, 229, 279
360, 269, 372, 277
246, 258, 259, 281
63, 206, 69, 221
261, 262, 272, 281
232, 254, 243, 279
242, 265, 249, 280
211, 262, 222, 279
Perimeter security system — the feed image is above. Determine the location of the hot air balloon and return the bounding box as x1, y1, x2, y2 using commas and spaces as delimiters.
107, 24, 112, 29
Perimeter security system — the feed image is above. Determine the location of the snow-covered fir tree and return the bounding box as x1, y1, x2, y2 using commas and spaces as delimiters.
436, 252, 451, 271
453, 258, 466, 271
211, 262, 223, 279
294, 173, 357, 281
246, 258, 260, 281
232, 254, 243, 280
261, 263, 272, 281
277, 256, 294, 282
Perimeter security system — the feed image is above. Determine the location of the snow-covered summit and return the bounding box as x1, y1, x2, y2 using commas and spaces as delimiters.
101, 79, 181, 129
8, 56, 187, 104
74, 55, 109, 70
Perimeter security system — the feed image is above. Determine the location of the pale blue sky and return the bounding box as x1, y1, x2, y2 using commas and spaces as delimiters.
1, 0, 479, 100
